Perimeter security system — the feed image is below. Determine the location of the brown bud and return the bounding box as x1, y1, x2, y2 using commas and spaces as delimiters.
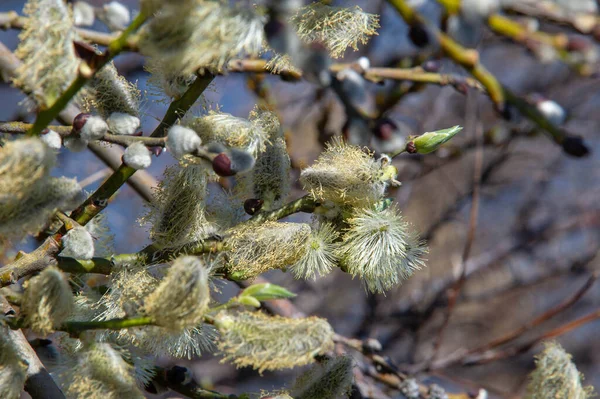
72, 113, 90, 132
212, 153, 235, 176
406, 141, 417, 154
244, 198, 264, 215
41, 128, 50, 135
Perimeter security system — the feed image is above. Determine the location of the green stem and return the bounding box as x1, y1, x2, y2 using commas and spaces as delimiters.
62, 316, 154, 334
387, 0, 506, 110
249, 195, 319, 224
150, 74, 215, 137
27, 12, 148, 136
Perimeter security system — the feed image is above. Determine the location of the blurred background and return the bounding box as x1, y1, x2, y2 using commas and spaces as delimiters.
1, 0, 600, 398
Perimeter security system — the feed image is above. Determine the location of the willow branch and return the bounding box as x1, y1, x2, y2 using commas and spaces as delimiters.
387, 0, 506, 110
62, 316, 154, 335
0, 121, 171, 146
389, 0, 589, 155
27, 12, 148, 136
56, 195, 319, 274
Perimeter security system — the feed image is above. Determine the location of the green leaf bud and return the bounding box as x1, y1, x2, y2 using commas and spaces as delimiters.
240, 283, 297, 301
408, 125, 462, 154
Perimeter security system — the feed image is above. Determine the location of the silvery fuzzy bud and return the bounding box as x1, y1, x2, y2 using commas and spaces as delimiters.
123, 142, 152, 170
99, 1, 131, 31
142, 256, 211, 330
335, 67, 372, 116
73, 1, 95, 27
40, 129, 62, 150
60, 226, 95, 260
408, 125, 462, 154
536, 99, 566, 126
107, 112, 140, 135
291, 3, 380, 59
21, 267, 74, 335
166, 125, 202, 159
215, 311, 334, 372
400, 378, 420, 399
79, 115, 109, 141
13, 0, 79, 108
428, 384, 449, 399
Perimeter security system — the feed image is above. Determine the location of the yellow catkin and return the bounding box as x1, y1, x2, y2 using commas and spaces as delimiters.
226, 221, 311, 280
216, 311, 334, 373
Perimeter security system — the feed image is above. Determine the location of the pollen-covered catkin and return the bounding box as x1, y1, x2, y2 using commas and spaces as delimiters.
236, 110, 290, 208
138, 1, 264, 76
290, 223, 340, 280
226, 221, 311, 280
186, 108, 270, 157
144, 164, 213, 248
300, 139, 395, 207
84, 62, 141, 118
14, 0, 79, 108
525, 341, 594, 399
21, 267, 74, 335
292, 3, 380, 58
142, 256, 210, 330
215, 311, 334, 372
66, 343, 144, 399
338, 206, 427, 293
0, 139, 82, 240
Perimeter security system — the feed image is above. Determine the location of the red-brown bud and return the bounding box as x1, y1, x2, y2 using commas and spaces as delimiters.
212, 153, 235, 176
244, 198, 264, 215
72, 113, 90, 132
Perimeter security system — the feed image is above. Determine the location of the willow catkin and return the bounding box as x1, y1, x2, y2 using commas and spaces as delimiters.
226, 221, 311, 280
215, 311, 334, 373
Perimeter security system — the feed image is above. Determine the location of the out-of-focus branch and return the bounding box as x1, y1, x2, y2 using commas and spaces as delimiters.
388, 0, 505, 109
410, 272, 598, 372
387, 0, 590, 156
1, 296, 66, 399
